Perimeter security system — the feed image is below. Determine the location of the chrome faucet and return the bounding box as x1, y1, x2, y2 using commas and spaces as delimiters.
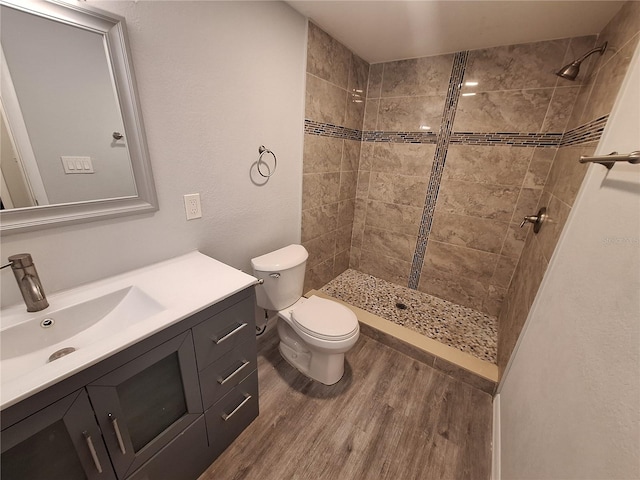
1, 253, 49, 312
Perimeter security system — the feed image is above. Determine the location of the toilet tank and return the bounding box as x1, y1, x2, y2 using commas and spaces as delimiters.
251, 244, 308, 311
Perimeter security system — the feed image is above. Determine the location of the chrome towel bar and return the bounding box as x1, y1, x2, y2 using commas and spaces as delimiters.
579, 150, 640, 169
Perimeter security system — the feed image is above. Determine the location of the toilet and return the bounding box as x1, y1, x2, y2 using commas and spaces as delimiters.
251, 244, 359, 385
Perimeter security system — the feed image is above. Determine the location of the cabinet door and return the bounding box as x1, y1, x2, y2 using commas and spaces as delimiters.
1, 389, 116, 480
87, 331, 202, 479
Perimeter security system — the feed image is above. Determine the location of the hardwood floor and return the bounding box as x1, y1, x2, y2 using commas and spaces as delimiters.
198, 329, 493, 480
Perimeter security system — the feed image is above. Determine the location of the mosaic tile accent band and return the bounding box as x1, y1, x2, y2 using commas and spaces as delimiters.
560, 115, 609, 147
408, 50, 469, 289
304, 119, 361, 141
305, 118, 608, 148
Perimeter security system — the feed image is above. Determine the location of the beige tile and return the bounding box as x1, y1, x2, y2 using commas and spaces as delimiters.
349, 246, 361, 269
348, 53, 369, 98
381, 54, 454, 97
306, 22, 351, 89
336, 224, 353, 254
342, 140, 361, 172
524, 148, 556, 188
302, 172, 340, 210
353, 198, 367, 228
302, 134, 342, 174
305, 74, 346, 125
443, 145, 532, 186
564, 79, 594, 130
371, 143, 435, 176
545, 145, 595, 207
541, 86, 581, 132
359, 250, 411, 286
464, 39, 570, 92
333, 248, 350, 277
490, 255, 518, 289
356, 170, 371, 199
363, 99, 379, 130
501, 223, 528, 258
454, 89, 553, 133
423, 241, 499, 283
417, 267, 487, 312
367, 63, 383, 99
359, 143, 375, 170
581, 37, 638, 124
436, 179, 520, 222
339, 170, 358, 201
483, 285, 506, 317
597, 2, 640, 67
337, 199, 355, 227
364, 199, 422, 236
362, 226, 417, 262
432, 357, 496, 394
303, 231, 336, 268
512, 188, 543, 224
368, 172, 429, 207
536, 194, 572, 263
301, 203, 338, 242
344, 95, 365, 130
304, 258, 335, 293
377, 95, 445, 131
430, 211, 509, 254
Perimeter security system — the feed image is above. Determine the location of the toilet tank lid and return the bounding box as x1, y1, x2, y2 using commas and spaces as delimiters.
251, 244, 309, 272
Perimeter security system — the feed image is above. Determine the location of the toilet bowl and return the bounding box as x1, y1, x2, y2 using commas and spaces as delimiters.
251, 245, 360, 385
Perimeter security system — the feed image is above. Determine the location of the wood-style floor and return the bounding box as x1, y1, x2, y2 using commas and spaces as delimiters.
198, 329, 493, 480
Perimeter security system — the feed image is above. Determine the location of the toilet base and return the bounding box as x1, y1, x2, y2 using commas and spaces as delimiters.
277, 319, 346, 385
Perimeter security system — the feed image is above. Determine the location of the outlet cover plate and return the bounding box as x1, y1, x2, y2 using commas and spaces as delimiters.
183, 193, 202, 220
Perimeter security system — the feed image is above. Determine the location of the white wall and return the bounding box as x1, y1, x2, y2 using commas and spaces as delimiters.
0, 1, 307, 307
498, 42, 640, 478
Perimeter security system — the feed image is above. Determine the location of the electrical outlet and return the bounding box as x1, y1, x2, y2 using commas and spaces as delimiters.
183, 193, 202, 220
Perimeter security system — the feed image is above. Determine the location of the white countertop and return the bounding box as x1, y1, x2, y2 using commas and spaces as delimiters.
0, 251, 257, 410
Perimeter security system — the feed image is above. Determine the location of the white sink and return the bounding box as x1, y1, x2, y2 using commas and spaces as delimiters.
0, 251, 258, 410
1, 286, 164, 375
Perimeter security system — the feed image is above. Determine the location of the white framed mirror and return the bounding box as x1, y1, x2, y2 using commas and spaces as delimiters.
0, 0, 157, 234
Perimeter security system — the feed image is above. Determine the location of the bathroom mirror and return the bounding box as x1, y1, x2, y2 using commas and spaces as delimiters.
0, 0, 157, 234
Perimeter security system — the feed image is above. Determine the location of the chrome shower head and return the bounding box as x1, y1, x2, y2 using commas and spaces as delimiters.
556, 42, 607, 81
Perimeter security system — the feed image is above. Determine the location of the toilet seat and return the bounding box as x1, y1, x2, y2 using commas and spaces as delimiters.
291, 296, 358, 341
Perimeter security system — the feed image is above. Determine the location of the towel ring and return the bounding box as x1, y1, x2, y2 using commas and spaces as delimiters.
257, 145, 277, 178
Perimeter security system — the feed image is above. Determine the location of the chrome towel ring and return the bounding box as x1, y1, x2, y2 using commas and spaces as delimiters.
257, 145, 277, 178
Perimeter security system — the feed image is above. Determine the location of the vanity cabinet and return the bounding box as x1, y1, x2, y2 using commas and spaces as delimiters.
1, 288, 258, 480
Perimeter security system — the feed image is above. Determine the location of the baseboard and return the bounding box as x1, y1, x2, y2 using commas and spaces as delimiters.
492, 393, 501, 480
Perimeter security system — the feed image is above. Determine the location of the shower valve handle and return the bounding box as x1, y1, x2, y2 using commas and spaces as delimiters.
519, 207, 546, 233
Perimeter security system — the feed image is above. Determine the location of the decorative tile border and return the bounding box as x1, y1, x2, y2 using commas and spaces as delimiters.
304, 119, 361, 141
408, 51, 469, 289
450, 132, 562, 147
560, 115, 608, 147
361, 130, 438, 144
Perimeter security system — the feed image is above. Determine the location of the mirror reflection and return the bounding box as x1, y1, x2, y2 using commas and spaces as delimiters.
0, 4, 137, 210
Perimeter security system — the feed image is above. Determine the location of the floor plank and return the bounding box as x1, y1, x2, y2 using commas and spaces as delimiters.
198, 329, 493, 480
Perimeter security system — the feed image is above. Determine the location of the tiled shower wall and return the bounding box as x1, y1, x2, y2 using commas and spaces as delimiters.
301, 24, 368, 294
498, 1, 640, 375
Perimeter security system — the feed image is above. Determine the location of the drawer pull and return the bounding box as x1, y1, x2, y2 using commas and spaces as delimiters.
221, 394, 252, 421
83, 431, 103, 473
212, 323, 247, 344
218, 360, 250, 385
108, 413, 127, 454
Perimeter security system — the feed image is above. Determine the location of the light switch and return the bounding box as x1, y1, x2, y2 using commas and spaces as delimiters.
61, 156, 94, 174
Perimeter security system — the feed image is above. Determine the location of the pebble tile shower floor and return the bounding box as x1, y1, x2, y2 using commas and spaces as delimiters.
320, 269, 498, 364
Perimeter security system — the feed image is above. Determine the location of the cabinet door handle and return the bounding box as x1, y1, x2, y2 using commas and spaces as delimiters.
221, 394, 252, 421
83, 431, 103, 473
211, 323, 247, 344
108, 413, 127, 454
218, 360, 250, 385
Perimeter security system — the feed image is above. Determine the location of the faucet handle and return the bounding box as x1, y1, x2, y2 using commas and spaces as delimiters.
8, 253, 34, 269
519, 207, 547, 233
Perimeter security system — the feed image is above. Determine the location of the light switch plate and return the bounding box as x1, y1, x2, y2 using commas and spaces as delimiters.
61, 156, 94, 174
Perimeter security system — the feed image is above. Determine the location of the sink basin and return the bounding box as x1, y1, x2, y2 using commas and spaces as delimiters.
1, 286, 164, 382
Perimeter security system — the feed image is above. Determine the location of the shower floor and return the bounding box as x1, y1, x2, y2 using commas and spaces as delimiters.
320, 269, 497, 364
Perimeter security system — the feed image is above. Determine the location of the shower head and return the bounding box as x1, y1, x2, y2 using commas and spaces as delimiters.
556, 42, 607, 81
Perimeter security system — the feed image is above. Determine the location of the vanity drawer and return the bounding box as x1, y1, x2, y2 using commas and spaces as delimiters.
192, 297, 255, 371
205, 371, 258, 458
199, 340, 258, 409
